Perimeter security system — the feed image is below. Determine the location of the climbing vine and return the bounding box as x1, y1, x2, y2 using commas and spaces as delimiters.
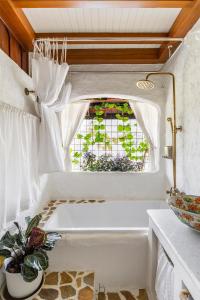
71, 101, 149, 171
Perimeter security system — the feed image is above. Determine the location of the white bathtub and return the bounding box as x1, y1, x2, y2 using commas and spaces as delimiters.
46, 200, 167, 290
44, 200, 166, 233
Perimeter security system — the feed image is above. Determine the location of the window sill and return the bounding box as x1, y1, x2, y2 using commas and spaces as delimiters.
70, 170, 159, 175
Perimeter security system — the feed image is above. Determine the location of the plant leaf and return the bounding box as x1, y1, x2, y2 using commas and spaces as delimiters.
25, 216, 31, 225
0, 241, 4, 249
46, 232, 61, 242
42, 232, 61, 251
0, 249, 11, 258
34, 251, 49, 270
77, 133, 83, 139
28, 227, 46, 248
0, 232, 15, 248
25, 214, 42, 238
24, 251, 48, 271
117, 125, 124, 132
21, 264, 38, 282
41, 241, 55, 251
14, 222, 25, 245
13, 233, 24, 247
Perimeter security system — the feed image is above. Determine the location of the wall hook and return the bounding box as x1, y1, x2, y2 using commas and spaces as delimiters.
24, 88, 39, 103
24, 88, 36, 96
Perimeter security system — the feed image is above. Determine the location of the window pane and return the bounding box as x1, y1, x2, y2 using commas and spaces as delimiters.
70, 100, 150, 172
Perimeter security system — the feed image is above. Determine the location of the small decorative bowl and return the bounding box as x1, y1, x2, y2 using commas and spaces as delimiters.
168, 196, 200, 232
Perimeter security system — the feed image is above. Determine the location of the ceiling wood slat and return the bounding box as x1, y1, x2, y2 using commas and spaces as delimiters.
0, 0, 35, 50
13, 0, 194, 8
63, 48, 166, 64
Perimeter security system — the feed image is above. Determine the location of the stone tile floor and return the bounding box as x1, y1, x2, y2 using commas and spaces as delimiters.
1, 271, 95, 300
33, 271, 95, 300
96, 289, 148, 300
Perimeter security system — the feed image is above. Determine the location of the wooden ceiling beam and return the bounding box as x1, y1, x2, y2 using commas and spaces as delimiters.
63, 48, 163, 64
12, 0, 194, 8
169, 0, 200, 37
159, 0, 200, 60
0, 0, 35, 50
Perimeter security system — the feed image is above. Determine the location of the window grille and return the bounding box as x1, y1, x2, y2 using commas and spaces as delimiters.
70, 100, 150, 172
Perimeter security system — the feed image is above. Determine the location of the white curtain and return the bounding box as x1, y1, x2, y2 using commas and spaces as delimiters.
32, 40, 71, 173
129, 100, 159, 171
0, 103, 39, 231
62, 102, 90, 171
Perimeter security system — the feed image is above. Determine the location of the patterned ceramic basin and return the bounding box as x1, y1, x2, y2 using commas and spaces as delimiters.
168, 196, 200, 232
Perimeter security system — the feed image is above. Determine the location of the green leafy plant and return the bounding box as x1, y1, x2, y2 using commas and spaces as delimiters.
71, 101, 150, 171
0, 214, 61, 282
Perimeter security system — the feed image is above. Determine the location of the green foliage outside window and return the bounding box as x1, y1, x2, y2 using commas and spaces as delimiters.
71, 102, 149, 171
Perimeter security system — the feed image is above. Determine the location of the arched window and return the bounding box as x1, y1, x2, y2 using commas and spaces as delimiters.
70, 98, 152, 172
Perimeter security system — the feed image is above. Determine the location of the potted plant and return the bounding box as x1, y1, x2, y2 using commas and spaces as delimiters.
0, 214, 61, 298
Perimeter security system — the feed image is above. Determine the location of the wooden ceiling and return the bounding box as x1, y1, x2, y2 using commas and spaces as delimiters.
0, 0, 200, 64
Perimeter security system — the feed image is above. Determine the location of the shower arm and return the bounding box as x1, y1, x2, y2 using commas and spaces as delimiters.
145, 72, 182, 195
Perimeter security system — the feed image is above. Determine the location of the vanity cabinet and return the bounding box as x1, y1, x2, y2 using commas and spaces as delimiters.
147, 210, 200, 300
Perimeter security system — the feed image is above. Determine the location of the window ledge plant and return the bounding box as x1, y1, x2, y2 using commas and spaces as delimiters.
81, 152, 145, 172
0, 214, 61, 298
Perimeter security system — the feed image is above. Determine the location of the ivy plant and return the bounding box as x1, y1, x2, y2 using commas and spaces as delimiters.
71, 101, 149, 171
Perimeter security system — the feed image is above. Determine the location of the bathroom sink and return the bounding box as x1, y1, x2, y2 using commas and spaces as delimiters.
168, 195, 200, 233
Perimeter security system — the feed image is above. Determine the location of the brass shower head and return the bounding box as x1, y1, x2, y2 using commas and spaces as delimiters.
136, 79, 155, 90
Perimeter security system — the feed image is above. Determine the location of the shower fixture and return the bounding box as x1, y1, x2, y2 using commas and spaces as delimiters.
136, 72, 182, 195
136, 80, 155, 90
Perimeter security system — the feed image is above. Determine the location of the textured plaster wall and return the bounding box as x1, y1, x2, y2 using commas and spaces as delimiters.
0, 50, 36, 114
0, 51, 40, 287
164, 20, 200, 194
46, 70, 167, 202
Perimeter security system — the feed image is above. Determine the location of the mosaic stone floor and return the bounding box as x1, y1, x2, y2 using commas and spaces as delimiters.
96, 289, 148, 300
1, 271, 95, 300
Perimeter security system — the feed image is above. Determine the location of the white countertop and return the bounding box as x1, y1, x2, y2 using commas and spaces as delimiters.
148, 209, 200, 298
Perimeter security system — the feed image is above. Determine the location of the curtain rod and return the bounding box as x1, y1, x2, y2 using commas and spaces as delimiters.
35, 37, 183, 42
68, 70, 161, 73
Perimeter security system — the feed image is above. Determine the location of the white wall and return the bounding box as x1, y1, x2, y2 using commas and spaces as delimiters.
0, 51, 49, 206
164, 20, 200, 194
45, 70, 167, 202
0, 50, 36, 114
47, 171, 166, 201
0, 50, 39, 287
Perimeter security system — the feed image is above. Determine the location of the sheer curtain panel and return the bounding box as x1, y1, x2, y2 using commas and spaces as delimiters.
32, 40, 71, 173
62, 102, 90, 171
0, 103, 39, 231
129, 100, 160, 171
